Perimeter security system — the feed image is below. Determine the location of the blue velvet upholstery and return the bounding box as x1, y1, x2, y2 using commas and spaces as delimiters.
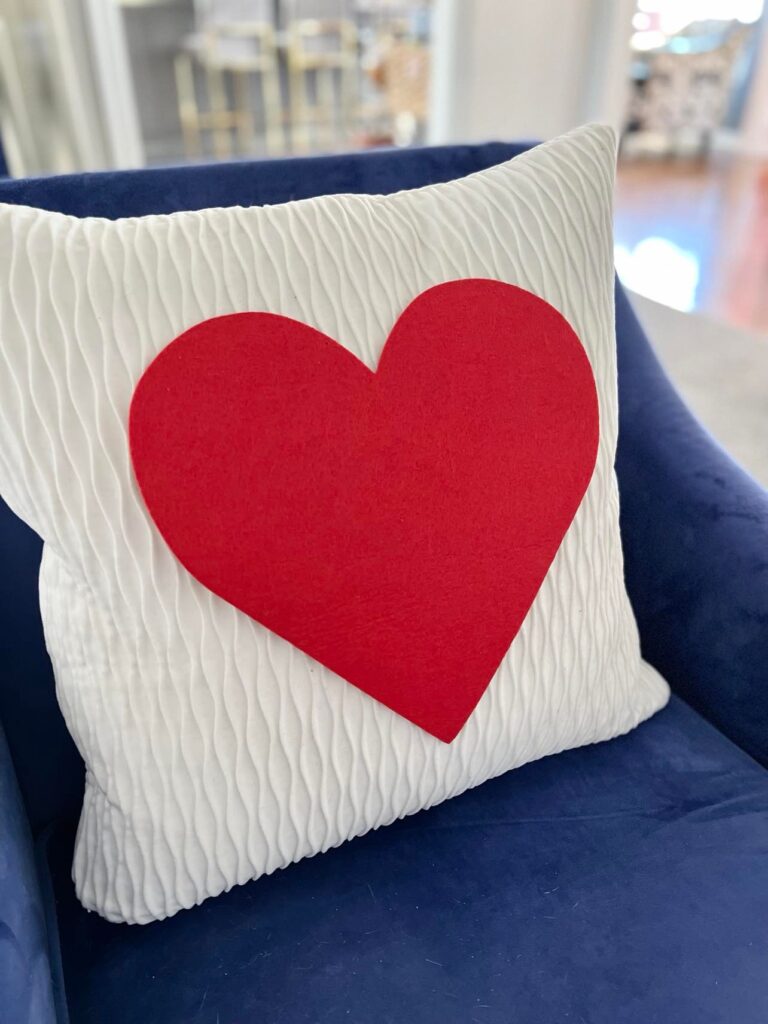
1, 143, 767, 1024
0, 501, 83, 833
615, 284, 768, 766
41, 695, 768, 1024
0, 143, 521, 218
0, 723, 57, 1024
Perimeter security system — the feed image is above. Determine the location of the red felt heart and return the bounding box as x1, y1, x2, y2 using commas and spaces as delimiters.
129, 279, 599, 742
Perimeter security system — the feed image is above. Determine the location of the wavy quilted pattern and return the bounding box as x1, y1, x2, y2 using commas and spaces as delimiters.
0, 125, 668, 923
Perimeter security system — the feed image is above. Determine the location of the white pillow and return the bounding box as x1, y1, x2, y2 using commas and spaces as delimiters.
0, 125, 668, 924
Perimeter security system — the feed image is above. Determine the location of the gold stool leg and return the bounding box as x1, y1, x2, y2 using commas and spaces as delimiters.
233, 70, 254, 154
206, 63, 232, 159
174, 52, 202, 158
289, 65, 310, 154
317, 65, 336, 145
259, 60, 284, 155
340, 61, 357, 142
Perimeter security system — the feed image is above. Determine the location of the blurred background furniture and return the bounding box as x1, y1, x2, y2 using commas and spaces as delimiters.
169, 0, 430, 158
4, 1, 768, 173
175, 0, 283, 158
365, 17, 429, 145
625, 21, 755, 155
285, 0, 359, 151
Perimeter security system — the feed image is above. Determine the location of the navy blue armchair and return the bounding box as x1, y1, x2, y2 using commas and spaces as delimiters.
2, 143, 767, 1024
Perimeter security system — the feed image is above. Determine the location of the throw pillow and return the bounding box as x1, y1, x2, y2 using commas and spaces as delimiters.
0, 124, 669, 923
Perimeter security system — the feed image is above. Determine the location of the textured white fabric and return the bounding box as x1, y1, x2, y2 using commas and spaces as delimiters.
0, 125, 669, 924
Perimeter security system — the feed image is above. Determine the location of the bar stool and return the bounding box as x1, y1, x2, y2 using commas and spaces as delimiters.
285, 0, 358, 151
175, 0, 283, 159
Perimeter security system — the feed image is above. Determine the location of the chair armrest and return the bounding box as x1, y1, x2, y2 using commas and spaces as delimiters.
0, 722, 57, 1024
615, 283, 768, 765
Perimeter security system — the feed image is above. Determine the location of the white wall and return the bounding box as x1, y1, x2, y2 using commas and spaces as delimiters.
430, 0, 635, 144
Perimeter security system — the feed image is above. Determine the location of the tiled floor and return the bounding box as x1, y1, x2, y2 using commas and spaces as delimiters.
615, 152, 768, 334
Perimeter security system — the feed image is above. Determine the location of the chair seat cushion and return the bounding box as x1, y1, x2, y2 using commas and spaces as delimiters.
45, 696, 768, 1024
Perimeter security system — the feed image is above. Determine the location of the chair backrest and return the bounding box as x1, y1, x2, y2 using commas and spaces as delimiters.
286, 0, 356, 20
195, 0, 275, 25
0, 141, 525, 832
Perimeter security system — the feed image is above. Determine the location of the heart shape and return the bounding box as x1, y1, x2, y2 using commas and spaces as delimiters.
130, 279, 599, 742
